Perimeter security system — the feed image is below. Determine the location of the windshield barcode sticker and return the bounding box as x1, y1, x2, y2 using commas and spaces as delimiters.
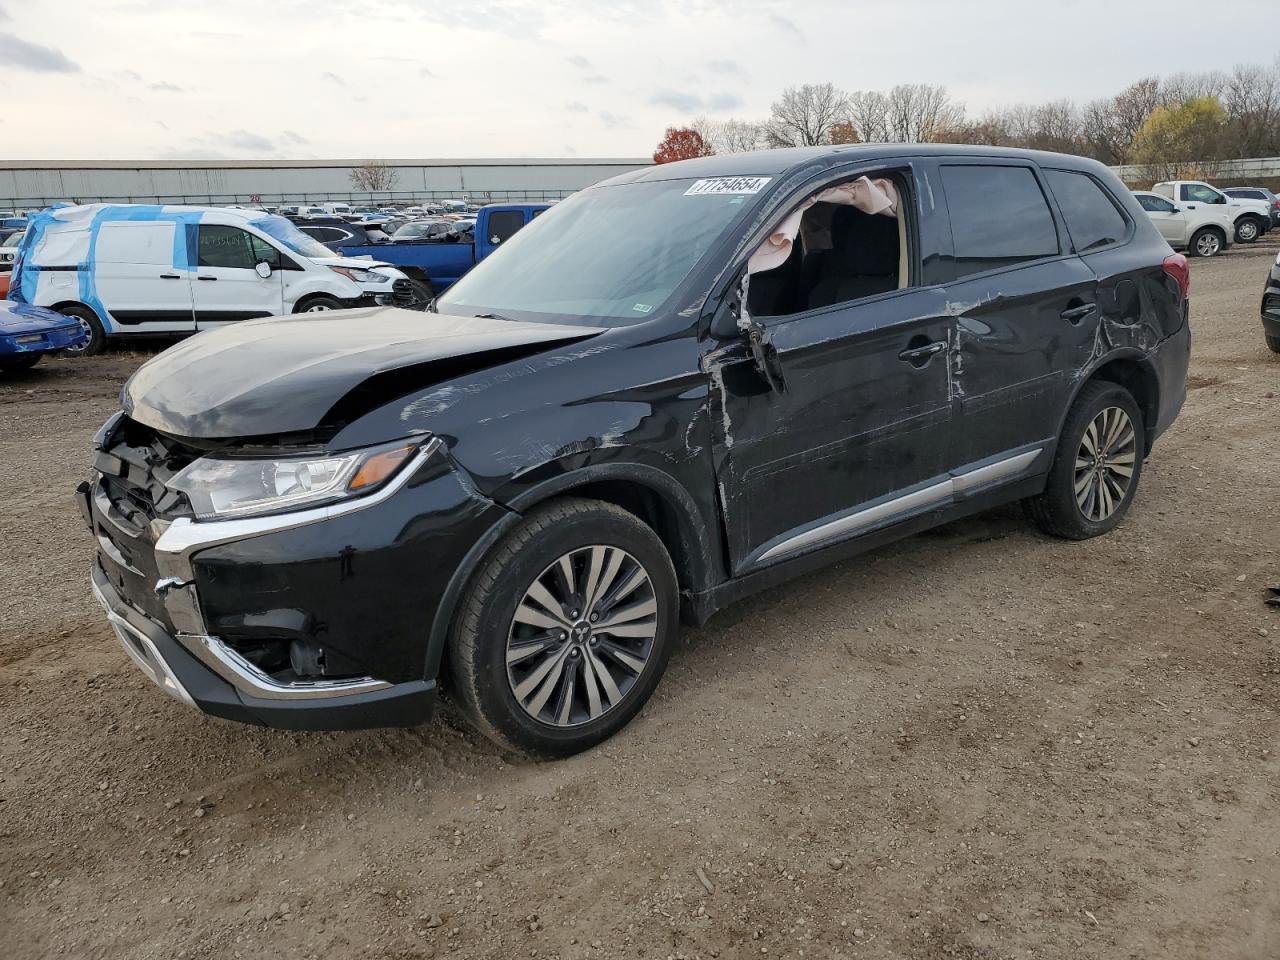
685, 177, 771, 196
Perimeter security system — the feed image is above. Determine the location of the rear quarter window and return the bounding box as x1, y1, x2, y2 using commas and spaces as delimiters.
941, 165, 1059, 279
1044, 170, 1129, 252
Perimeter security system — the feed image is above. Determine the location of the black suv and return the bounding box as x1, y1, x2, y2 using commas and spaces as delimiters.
82, 145, 1191, 755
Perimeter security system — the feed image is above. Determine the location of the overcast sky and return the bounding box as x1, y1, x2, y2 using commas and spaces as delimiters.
0, 0, 1271, 160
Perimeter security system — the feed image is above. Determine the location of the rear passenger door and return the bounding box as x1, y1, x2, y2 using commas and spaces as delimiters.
92, 221, 195, 333
937, 161, 1099, 469
192, 224, 285, 329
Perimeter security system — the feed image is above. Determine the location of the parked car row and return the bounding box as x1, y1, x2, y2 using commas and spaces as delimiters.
1132, 180, 1275, 257
6, 203, 431, 355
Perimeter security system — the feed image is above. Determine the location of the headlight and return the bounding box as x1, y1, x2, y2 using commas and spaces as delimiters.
168, 442, 419, 520
329, 265, 390, 284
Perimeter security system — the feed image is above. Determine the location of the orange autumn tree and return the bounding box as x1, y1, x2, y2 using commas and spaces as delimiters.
652, 127, 715, 164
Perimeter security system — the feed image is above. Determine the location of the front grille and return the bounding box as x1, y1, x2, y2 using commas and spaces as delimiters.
391, 278, 414, 303
96, 418, 199, 527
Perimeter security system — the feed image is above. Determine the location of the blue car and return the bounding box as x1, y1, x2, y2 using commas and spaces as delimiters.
0, 299, 89, 372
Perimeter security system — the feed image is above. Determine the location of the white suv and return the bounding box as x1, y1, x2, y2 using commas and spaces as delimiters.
1133, 191, 1235, 257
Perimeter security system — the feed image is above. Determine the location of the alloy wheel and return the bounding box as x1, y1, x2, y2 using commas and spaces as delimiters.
1196, 233, 1220, 256
304, 303, 333, 313
1238, 220, 1259, 242
1073, 406, 1137, 522
505, 545, 658, 727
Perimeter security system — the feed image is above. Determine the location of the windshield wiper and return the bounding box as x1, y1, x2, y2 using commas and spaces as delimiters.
474, 312, 518, 322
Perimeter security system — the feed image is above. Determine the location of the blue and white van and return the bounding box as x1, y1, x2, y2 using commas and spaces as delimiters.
10, 204, 422, 354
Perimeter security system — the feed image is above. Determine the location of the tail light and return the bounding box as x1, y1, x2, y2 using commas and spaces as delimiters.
1273, 199, 1280, 209
1162, 253, 1190, 300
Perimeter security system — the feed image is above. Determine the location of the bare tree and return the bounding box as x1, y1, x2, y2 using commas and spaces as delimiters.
1111, 77, 1162, 158
349, 160, 400, 192
1223, 62, 1280, 156
882, 84, 965, 142
693, 116, 763, 153
846, 89, 889, 143
763, 83, 850, 147
1161, 70, 1228, 107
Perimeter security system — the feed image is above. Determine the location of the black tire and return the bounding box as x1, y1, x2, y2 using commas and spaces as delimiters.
448, 498, 679, 757
0, 353, 41, 373
1235, 215, 1263, 244
1024, 381, 1146, 540
1188, 227, 1224, 258
58, 303, 106, 356
293, 294, 344, 314
1266, 333, 1280, 354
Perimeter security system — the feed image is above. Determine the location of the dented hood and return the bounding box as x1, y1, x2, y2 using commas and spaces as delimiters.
123, 306, 599, 441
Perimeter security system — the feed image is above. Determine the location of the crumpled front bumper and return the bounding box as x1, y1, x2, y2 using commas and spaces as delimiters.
89, 559, 436, 730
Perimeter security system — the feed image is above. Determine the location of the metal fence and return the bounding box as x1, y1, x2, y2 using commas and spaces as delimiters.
1110, 156, 1280, 184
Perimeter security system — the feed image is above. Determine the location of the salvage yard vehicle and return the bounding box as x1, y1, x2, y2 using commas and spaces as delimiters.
0, 299, 88, 371
1258, 252, 1280, 353
339, 202, 547, 291
82, 145, 1189, 755
1222, 185, 1280, 229
1152, 180, 1270, 244
1132, 190, 1234, 257
10, 204, 424, 354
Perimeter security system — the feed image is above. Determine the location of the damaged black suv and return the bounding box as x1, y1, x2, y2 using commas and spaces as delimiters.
82, 145, 1191, 755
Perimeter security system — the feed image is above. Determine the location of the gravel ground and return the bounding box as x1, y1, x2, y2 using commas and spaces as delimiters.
2, 246, 1278, 960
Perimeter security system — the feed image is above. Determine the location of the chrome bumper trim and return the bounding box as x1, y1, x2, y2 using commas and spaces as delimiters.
177, 631, 392, 701
91, 575, 195, 707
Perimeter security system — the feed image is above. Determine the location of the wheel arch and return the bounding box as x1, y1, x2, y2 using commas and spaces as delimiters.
1063, 352, 1160, 455
424, 462, 723, 683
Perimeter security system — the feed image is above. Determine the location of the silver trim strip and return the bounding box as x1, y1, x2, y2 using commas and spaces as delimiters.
951, 448, 1043, 495
91, 576, 195, 707
153, 437, 441, 581
756, 447, 1044, 565
757, 480, 951, 563
177, 632, 393, 701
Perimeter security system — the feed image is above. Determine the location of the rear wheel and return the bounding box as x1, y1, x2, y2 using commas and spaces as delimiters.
449, 498, 679, 757
1025, 381, 1145, 540
1266, 333, 1280, 354
1189, 227, 1224, 258
58, 303, 106, 356
1235, 215, 1263, 243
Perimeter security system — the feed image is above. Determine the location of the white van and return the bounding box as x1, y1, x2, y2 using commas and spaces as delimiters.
321, 202, 353, 216
11, 204, 420, 354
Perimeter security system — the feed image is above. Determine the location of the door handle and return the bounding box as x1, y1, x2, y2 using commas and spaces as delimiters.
1060, 303, 1096, 323
197, 276, 217, 281
159, 273, 182, 279
897, 340, 946, 365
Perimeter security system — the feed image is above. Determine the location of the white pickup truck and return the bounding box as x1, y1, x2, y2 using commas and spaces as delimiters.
1152, 180, 1271, 244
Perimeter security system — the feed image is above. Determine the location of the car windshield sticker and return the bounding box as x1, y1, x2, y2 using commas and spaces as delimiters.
684, 177, 771, 196
632, 303, 653, 313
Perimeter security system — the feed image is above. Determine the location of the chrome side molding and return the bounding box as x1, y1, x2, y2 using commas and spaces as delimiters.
755, 447, 1044, 565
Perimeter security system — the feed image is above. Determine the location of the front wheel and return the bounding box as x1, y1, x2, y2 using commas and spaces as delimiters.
1189, 227, 1224, 258
1266, 333, 1280, 354
1235, 216, 1262, 243
1024, 381, 1146, 540
448, 498, 679, 757
294, 294, 344, 313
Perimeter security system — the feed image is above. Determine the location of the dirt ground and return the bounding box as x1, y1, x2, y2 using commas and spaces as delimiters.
2, 244, 1278, 960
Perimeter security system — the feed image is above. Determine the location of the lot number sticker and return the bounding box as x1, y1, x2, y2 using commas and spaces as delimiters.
684, 177, 771, 196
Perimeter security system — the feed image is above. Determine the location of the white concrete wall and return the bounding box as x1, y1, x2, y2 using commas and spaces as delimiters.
0, 159, 653, 207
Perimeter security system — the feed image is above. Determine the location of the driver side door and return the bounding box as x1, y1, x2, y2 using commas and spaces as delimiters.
192, 224, 285, 329
706, 161, 959, 573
